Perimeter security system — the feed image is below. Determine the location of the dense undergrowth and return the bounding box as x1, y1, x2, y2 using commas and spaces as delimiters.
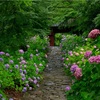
62, 30, 100, 100
0, 35, 49, 100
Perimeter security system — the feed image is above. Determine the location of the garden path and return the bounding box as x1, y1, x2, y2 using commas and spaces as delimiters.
22, 46, 71, 100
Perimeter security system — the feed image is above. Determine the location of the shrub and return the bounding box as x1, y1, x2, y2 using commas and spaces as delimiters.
0, 35, 48, 99
62, 30, 100, 100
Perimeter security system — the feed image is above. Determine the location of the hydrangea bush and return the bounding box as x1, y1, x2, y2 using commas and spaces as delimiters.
61, 34, 86, 57
0, 35, 48, 100
62, 30, 100, 100
88, 29, 100, 39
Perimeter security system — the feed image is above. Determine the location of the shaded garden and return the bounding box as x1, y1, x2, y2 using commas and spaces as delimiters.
0, 0, 100, 100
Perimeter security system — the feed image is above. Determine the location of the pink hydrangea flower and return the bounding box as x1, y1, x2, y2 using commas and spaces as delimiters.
89, 55, 100, 63
74, 67, 82, 80
94, 45, 97, 48
19, 49, 24, 54
6, 53, 10, 56
88, 29, 100, 39
65, 86, 71, 91
20, 60, 27, 64
84, 51, 92, 58
68, 51, 73, 56
66, 58, 69, 61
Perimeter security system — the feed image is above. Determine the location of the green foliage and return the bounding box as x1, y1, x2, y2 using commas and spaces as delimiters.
93, 14, 100, 28
47, 0, 69, 25
0, 1, 32, 51
0, 1, 50, 51
55, 33, 62, 46
57, 0, 100, 34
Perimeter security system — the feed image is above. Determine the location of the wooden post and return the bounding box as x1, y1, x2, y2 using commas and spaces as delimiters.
49, 34, 55, 46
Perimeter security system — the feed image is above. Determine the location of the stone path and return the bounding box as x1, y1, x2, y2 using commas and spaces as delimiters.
22, 46, 71, 100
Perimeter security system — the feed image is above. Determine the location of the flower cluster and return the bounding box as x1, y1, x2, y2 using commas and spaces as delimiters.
0, 58, 3, 62
84, 51, 92, 58
74, 67, 82, 80
0, 51, 5, 55
89, 55, 100, 63
65, 86, 71, 91
70, 64, 82, 80
68, 51, 73, 56
88, 29, 100, 39
70, 64, 78, 73
19, 49, 24, 54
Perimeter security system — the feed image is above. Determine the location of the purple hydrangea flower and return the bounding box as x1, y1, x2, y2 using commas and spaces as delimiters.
15, 65, 19, 69
70, 64, 78, 73
23, 70, 27, 74
21, 73, 25, 77
33, 79, 37, 84
36, 54, 39, 56
22, 77, 26, 81
0, 51, 5, 55
36, 68, 39, 73
22, 87, 27, 92
6, 53, 10, 56
30, 54, 33, 59
25, 83, 29, 87
9, 60, 14, 64
28, 78, 33, 82
0, 58, 3, 62
20, 69, 23, 73
5, 64, 10, 69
